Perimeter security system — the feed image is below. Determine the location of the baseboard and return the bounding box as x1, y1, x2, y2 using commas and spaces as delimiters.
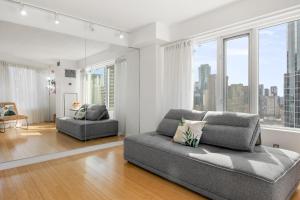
0, 141, 123, 171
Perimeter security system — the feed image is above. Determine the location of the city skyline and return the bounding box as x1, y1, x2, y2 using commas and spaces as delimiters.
193, 23, 287, 97
192, 21, 294, 127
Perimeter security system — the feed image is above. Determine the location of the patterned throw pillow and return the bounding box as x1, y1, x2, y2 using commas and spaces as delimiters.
173, 118, 206, 147
74, 106, 87, 120
4, 105, 16, 116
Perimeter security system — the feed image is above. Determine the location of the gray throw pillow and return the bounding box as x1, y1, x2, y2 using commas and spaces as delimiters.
156, 109, 207, 137
201, 111, 260, 152
156, 118, 180, 137
97, 110, 110, 120
86, 104, 107, 121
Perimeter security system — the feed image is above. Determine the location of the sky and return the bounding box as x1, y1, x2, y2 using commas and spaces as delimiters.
192, 23, 287, 97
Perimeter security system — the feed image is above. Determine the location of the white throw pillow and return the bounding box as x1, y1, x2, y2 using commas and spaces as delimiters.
173, 119, 206, 147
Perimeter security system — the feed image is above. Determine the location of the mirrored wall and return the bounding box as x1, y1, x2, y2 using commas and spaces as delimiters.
0, 20, 140, 163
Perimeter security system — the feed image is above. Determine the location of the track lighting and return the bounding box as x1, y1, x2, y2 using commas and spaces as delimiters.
20, 4, 27, 16
9, 0, 129, 39
54, 13, 60, 24
119, 31, 124, 39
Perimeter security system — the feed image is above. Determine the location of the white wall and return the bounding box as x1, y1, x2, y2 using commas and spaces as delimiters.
124, 49, 141, 135
262, 128, 300, 153
139, 44, 160, 132
54, 67, 80, 117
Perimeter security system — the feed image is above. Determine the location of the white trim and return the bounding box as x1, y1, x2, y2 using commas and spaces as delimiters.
189, 5, 300, 45
216, 37, 224, 111
221, 30, 252, 112
262, 126, 300, 135
0, 141, 123, 171
250, 29, 259, 114
189, 6, 300, 132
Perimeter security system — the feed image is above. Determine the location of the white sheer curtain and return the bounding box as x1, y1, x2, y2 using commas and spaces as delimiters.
0, 61, 48, 124
80, 69, 90, 105
161, 40, 193, 115
114, 58, 127, 135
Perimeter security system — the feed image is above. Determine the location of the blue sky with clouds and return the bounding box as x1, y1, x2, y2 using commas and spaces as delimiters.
192, 23, 287, 96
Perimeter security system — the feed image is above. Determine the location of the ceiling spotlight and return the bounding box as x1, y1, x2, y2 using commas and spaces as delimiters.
89, 23, 95, 32
54, 13, 60, 24
119, 31, 124, 39
20, 4, 27, 16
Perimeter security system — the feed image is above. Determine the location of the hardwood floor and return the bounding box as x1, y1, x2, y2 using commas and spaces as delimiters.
0, 123, 122, 163
0, 146, 299, 200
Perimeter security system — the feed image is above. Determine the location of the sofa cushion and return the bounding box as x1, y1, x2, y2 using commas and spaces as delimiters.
201, 111, 260, 152
97, 110, 109, 120
86, 104, 107, 121
165, 109, 207, 121
156, 118, 179, 137
124, 133, 300, 200
56, 117, 118, 140
157, 109, 206, 137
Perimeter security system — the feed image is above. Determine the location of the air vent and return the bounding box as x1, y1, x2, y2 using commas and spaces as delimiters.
65, 69, 76, 78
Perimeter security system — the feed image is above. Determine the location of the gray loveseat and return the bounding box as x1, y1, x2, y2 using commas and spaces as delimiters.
124, 109, 300, 200
56, 104, 118, 141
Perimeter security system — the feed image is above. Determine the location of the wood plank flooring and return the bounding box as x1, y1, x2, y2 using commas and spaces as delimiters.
0, 146, 299, 200
0, 123, 122, 163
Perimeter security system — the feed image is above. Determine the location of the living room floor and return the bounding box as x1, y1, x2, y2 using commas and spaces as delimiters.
0, 146, 299, 200
0, 123, 123, 163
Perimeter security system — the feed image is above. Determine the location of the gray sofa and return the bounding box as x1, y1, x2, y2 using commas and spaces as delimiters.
124, 109, 300, 200
56, 104, 118, 141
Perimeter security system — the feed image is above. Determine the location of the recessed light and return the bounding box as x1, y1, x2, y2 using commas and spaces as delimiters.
119, 32, 124, 39
20, 4, 27, 16
54, 13, 60, 24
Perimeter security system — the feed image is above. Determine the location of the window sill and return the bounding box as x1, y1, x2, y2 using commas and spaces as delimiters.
261, 125, 300, 134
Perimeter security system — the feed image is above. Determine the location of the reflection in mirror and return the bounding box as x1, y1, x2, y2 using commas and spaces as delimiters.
81, 40, 140, 144
0, 20, 139, 163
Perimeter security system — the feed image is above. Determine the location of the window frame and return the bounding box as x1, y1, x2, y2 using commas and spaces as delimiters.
221, 32, 252, 113
191, 14, 300, 132
85, 61, 115, 111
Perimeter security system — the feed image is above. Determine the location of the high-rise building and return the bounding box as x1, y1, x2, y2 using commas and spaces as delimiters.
198, 64, 211, 91
264, 88, 270, 96
259, 84, 264, 96
194, 64, 214, 111
271, 86, 278, 96
259, 84, 265, 117
106, 65, 115, 110
284, 21, 300, 128
88, 65, 115, 110
203, 74, 216, 111
90, 74, 105, 105
226, 84, 249, 113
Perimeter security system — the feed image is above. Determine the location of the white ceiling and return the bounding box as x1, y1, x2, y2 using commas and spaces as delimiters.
23, 0, 242, 31
0, 21, 110, 66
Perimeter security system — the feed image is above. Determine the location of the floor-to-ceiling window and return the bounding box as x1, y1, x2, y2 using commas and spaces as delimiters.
192, 40, 217, 111
224, 34, 250, 113
191, 18, 300, 131
259, 20, 300, 128
86, 64, 115, 111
